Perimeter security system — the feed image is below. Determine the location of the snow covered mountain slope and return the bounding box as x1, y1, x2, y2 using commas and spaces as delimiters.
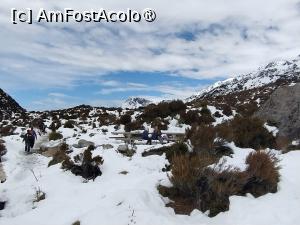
189, 57, 300, 102
0, 88, 25, 120
122, 97, 151, 109
0, 124, 300, 225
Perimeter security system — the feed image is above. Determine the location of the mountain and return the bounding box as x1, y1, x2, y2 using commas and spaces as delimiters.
122, 97, 151, 109
189, 56, 300, 108
0, 88, 25, 120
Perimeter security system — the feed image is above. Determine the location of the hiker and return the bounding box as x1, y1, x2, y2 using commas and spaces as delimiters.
142, 128, 152, 145
23, 130, 34, 153
152, 126, 163, 144
30, 127, 37, 148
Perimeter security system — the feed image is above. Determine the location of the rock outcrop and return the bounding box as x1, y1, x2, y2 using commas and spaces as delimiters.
256, 83, 300, 139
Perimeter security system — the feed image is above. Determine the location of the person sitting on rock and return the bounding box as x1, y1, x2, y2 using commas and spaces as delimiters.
142, 128, 151, 145
152, 126, 163, 144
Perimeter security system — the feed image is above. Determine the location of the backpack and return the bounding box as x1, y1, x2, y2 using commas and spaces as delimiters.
27, 133, 34, 141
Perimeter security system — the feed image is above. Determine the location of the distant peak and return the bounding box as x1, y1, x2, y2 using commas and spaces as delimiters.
122, 97, 151, 109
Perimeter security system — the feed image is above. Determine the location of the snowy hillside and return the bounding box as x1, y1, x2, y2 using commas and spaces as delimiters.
189, 57, 300, 101
0, 120, 300, 225
0, 88, 25, 119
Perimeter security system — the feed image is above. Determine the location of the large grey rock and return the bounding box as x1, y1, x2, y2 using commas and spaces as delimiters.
73, 139, 95, 148
101, 144, 114, 150
39, 140, 63, 157
256, 83, 300, 139
117, 144, 129, 152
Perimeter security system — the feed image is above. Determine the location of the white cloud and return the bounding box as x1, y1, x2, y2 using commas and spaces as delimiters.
1, 0, 300, 90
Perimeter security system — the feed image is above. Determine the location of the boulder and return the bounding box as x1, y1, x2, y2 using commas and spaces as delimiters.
101, 144, 114, 150
39, 140, 63, 157
255, 83, 300, 139
117, 144, 136, 157
73, 139, 95, 148
117, 144, 129, 152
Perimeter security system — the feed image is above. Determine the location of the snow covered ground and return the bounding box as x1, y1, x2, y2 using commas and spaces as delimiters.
0, 126, 300, 225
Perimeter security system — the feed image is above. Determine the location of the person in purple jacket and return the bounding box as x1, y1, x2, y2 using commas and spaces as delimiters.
30, 127, 37, 148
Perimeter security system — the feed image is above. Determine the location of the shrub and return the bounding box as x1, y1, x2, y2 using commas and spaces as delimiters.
222, 105, 232, 116
230, 116, 275, 149
213, 142, 234, 157
142, 142, 188, 162
243, 151, 280, 197
33, 188, 46, 203
236, 102, 258, 117
48, 149, 70, 167
64, 120, 75, 128
60, 143, 69, 152
213, 111, 222, 118
170, 153, 218, 196
0, 141, 7, 161
48, 132, 63, 141
200, 105, 211, 115
199, 106, 215, 124
142, 104, 161, 121
98, 113, 117, 126
119, 114, 132, 125
180, 110, 200, 125
187, 125, 216, 152
169, 100, 186, 113
151, 118, 168, 130
124, 120, 143, 132
196, 167, 246, 217
141, 100, 186, 122
275, 136, 290, 152
87, 145, 95, 151
159, 149, 280, 217
49, 120, 61, 131
0, 142, 6, 156
69, 148, 104, 180
72, 221, 80, 225
0, 125, 15, 136
215, 122, 233, 141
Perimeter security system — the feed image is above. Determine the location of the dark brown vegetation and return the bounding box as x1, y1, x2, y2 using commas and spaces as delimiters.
49, 144, 104, 180
64, 120, 76, 128
0, 140, 7, 162
63, 148, 104, 180
98, 113, 117, 126
48, 144, 70, 167
142, 142, 188, 162
0, 125, 15, 136
243, 151, 280, 197
124, 120, 144, 132
139, 100, 186, 122
228, 116, 275, 149
48, 131, 63, 141
49, 120, 62, 131
119, 114, 132, 125
187, 125, 216, 152
180, 105, 215, 126
159, 150, 280, 217
214, 116, 275, 150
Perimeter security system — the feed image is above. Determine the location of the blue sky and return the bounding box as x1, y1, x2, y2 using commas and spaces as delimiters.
1, 0, 300, 110
5, 72, 219, 110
